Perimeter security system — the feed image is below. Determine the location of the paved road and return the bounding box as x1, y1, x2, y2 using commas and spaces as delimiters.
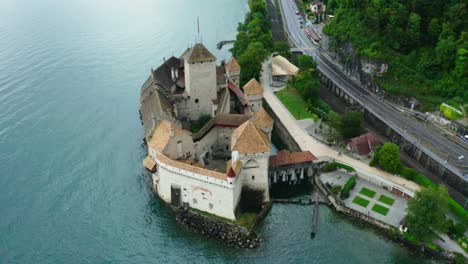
261, 60, 419, 195
277, 0, 468, 184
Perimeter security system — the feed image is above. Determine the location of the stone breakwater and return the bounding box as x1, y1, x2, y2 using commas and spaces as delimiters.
175, 209, 261, 249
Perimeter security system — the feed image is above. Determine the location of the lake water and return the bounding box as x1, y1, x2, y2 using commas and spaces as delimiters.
0, 0, 440, 263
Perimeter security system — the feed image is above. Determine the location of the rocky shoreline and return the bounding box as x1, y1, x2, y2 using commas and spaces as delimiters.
175, 209, 262, 249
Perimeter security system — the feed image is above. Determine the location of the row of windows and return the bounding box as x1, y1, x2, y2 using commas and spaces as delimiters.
192, 199, 214, 210
160, 165, 229, 189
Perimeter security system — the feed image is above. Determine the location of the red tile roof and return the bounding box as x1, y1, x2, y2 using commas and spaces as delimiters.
269, 150, 317, 167
348, 132, 381, 156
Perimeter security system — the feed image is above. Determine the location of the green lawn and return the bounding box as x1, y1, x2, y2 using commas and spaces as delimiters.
372, 204, 390, 215
352, 196, 370, 208
378, 195, 395, 206
359, 187, 376, 198
275, 87, 317, 120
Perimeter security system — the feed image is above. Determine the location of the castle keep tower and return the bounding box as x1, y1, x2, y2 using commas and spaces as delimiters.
183, 43, 217, 121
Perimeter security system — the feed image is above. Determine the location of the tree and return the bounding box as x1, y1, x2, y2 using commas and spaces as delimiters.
297, 55, 317, 71
238, 42, 269, 85
294, 71, 319, 102
325, 110, 342, 144
340, 111, 362, 138
407, 186, 449, 241
273, 42, 291, 60
406, 12, 421, 48
427, 18, 441, 43
375, 142, 401, 174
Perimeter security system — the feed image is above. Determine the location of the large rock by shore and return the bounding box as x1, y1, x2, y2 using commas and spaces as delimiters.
175, 209, 261, 249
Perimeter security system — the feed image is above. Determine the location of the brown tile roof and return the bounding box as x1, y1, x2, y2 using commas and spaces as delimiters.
183, 43, 216, 63
143, 156, 157, 172
243, 78, 264, 96
348, 132, 381, 156
269, 150, 317, 167
252, 107, 273, 128
147, 119, 191, 152
231, 121, 270, 154
225, 57, 240, 73
193, 114, 249, 141
140, 85, 176, 137
156, 154, 227, 181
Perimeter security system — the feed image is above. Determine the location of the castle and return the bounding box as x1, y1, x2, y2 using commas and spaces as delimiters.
140, 42, 274, 220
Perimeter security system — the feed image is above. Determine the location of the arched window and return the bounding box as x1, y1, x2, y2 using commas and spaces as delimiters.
193, 198, 197, 204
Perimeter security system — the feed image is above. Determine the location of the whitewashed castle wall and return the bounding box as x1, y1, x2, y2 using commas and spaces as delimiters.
153, 160, 240, 220
237, 152, 270, 201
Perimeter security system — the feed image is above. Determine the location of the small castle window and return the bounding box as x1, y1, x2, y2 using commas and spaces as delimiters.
193, 199, 197, 204
209, 203, 213, 209
195, 99, 199, 103
252, 175, 255, 180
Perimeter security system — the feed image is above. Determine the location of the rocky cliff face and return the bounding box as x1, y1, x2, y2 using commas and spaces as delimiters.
321, 36, 419, 108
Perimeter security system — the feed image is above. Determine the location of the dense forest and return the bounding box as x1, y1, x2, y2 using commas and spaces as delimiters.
323, 0, 467, 108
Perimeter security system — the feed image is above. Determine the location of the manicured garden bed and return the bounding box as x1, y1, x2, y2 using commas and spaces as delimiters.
372, 204, 390, 215
352, 196, 370, 208
378, 195, 395, 206
359, 187, 376, 198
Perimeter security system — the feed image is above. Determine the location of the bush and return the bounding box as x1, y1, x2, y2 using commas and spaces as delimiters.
323, 162, 356, 173
340, 176, 356, 199
331, 185, 342, 196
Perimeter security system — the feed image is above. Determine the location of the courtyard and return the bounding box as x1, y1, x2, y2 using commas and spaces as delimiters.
320, 171, 408, 227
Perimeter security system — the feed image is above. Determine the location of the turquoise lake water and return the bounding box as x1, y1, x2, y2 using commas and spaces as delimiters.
0, 0, 441, 263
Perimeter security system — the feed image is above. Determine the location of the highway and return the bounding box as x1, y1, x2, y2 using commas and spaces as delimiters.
277, 0, 468, 184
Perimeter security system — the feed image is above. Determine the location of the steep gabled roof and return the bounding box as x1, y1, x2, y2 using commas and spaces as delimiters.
147, 119, 190, 153
225, 57, 240, 73
231, 121, 270, 154
152, 56, 181, 91
182, 43, 216, 63
140, 85, 176, 138
348, 132, 381, 156
252, 107, 273, 129
243, 78, 264, 96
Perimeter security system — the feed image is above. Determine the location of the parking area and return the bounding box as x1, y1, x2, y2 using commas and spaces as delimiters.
320, 171, 408, 227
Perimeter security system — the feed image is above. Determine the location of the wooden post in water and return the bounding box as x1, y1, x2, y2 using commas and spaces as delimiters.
311, 201, 319, 239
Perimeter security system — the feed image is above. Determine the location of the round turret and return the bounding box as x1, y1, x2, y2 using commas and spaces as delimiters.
227, 167, 236, 185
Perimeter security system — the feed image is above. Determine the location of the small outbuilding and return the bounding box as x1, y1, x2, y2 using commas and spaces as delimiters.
347, 132, 381, 157
271, 55, 299, 86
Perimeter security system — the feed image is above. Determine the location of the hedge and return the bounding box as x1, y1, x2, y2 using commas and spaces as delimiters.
323, 162, 356, 173
340, 176, 356, 199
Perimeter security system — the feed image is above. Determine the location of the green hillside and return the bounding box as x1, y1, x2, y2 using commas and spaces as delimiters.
323, 0, 467, 109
